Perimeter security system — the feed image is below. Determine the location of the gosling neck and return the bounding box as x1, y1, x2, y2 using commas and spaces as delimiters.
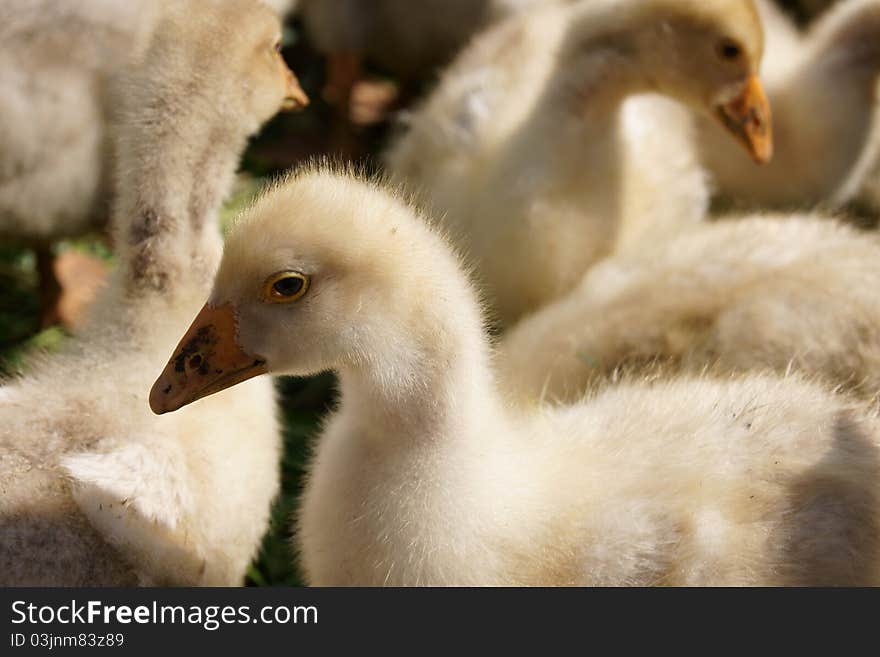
112, 95, 250, 302
336, 288, 500, 443
515, 6, 657, 183
540, 0, 677, 122
807, 5, 880, 97
541, 40, 645, 125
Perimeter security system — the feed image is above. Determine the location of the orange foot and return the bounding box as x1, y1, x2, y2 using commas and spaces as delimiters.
350, 78, 400, 127
54, 251, 108, 329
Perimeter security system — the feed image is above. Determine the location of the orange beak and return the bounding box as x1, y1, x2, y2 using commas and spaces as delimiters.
715, 74, 773, 165
282, 67, 310, 112
149, 303, 268, 415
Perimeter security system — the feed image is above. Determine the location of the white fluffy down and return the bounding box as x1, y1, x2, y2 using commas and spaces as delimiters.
498, 214, 880, 405
0, 0, 159, 244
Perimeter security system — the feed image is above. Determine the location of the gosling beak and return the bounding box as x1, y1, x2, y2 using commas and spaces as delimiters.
282, 68, 310, 112
715, 74, 773, 165
149, 303, 268, 415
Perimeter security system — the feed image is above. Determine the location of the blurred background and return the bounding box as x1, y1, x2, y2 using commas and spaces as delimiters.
0, 0, 840, 585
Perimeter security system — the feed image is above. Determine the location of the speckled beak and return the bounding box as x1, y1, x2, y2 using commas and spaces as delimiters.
716, 74, 773, 165
282, 67, 310, 111
149, 303, 267, 415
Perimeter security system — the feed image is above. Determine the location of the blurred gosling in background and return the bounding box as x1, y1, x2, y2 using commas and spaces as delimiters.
699, 0, 880, 212
386, 0, 772, 326
0, 0, 306, 586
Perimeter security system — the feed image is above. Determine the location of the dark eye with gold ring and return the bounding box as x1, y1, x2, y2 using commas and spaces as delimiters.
717, 38, 742, 61
264, 271, 309, 303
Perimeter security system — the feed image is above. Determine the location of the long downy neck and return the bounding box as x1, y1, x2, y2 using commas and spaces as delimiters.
336, 282, 501, 447
508, 4, 648, 189
110, 78, 249, 307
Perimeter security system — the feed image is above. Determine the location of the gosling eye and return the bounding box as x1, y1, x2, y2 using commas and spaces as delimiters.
264, 272, 310, 303
273, 39, 282, 54
717, 38, 743, 61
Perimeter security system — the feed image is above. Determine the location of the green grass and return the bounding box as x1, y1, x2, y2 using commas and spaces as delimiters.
0, 245, 43, 372
221, 176, 268, 234
246, 374, 336, 586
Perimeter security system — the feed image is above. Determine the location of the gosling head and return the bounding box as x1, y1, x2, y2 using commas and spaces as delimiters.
147, 0, 309, 132
219, 0, 310, 117
149, 171, 456, 414
646, 0, 771, 163
567, 0, 772, 163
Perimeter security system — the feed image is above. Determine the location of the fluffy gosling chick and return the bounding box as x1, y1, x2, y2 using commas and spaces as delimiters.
0, 0, 306, 586
152, 171, 880, 586
386, 0, 772, 326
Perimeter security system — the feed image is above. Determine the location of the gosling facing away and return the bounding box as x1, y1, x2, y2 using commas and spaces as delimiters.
0, 0, 305, 586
